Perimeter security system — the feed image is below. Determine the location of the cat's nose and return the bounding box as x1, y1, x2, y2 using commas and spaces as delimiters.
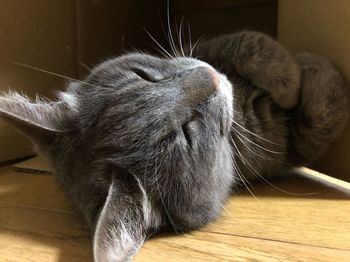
181, 66, 220, 106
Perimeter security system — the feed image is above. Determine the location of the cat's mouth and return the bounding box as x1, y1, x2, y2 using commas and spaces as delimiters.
178, 72, 233, 148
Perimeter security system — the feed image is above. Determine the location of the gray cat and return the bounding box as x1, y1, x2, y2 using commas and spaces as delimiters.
0, 31, 348, 261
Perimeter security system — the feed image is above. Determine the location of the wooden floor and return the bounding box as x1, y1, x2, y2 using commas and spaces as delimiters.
0, 164, 349, 262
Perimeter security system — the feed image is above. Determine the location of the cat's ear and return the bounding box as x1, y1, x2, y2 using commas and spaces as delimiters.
0, 91, 71, 145
93, 178, 150, 262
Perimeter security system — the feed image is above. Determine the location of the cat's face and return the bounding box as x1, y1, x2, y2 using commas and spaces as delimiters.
58, 53, 233, 189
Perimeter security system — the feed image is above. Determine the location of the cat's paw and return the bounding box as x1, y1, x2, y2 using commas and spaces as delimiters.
289, 53, 349, 164
229, 31, 301, 109
295, 53, 348, 127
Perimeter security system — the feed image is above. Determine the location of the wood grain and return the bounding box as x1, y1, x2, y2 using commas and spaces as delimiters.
136, 231, 350, 262
0, 165, 349, 261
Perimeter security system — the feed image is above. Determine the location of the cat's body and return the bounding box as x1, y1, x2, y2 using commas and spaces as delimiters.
0, 31, 348, 261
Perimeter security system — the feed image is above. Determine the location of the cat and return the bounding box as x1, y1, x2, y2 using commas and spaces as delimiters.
0, 31, 348, 261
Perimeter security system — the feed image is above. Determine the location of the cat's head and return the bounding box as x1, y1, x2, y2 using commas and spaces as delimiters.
68, 53, 233, 175
1, 53, 233, 176
0, 53, 233, 261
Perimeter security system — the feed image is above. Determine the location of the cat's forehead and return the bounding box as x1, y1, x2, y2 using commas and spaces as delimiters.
98, 53, 212, 73
84, 53, 217, 89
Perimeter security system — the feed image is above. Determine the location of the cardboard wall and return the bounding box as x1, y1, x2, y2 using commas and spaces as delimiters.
278, 0, 350, 180
0, 0, 167, 162
76, 0, 167, 77
0, 0, 78, 161
174, 0, 277, 39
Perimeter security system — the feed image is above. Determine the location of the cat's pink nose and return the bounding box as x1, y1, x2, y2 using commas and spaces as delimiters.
206, 67, 220, 90
181, 66, 221, 107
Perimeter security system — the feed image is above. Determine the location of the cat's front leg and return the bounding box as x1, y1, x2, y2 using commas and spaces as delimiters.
196, 31, 300, 109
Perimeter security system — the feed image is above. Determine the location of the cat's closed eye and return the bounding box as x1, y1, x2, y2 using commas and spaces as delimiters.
133, 68, 159, 82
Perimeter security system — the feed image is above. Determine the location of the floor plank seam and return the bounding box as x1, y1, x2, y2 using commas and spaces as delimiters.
199, 230, 350, 252
0, 227, 90, 241
0, 203, 74, 214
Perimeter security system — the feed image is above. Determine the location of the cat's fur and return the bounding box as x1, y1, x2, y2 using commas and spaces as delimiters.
195, 31, 348, 180
0, 31, 348, 261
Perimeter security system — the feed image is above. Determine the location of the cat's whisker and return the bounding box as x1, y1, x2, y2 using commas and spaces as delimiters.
187, 22, 193, 57
191, 35, 205, 58
78, 60, 92, 73
230, 130, 272, 164
233, 134, 276, 161
166, 0, 180, 58
231, 131, 304, 195
229, 136, 258, 192
178, 16, 186, 57
232, 119, 280, 146
174, 16, 180, 54
230, 146, 263, 202
230, 135, 247, 165
232, 128, 289, 166
233, 160, 252, 188
232, 131, 275, 161
142, 28, 174, 59
233, 162, 253, 189
232, 126, 284, 155
233, 162, 260, 202
237, 149, 322, 196
0, 58, 110, 90
155, 48, 174, 60
66, 46, 92, 73
229, 136, 266, 203
156, 5, 176, 59
218, 202, 233, 217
